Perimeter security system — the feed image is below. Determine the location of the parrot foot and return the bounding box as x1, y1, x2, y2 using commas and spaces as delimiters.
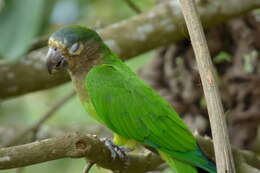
101, 138, 128, 161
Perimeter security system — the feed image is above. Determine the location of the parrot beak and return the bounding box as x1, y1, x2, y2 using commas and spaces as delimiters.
46, 47, 68, 74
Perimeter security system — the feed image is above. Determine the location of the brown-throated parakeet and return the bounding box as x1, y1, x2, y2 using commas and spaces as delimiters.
46, 26, 216, 173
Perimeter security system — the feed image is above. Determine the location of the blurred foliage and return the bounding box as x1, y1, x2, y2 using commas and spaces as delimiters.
213, 51, 232, 64
0, 0, 53, 60
243, 50, 258, 73
77, 0, 154, 26
0, 0, 154, 172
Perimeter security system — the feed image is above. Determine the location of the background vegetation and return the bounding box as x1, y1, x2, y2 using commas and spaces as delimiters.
0, 0, 154, 172
0, 0, 259, 173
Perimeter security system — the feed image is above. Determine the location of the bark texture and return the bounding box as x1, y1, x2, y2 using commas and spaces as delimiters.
0, 130, 259, 173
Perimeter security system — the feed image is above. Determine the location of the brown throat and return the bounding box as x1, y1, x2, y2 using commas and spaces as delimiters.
68, 41, 101, 102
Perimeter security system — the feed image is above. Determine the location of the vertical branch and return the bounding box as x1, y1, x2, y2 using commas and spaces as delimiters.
178, 0, 236, 173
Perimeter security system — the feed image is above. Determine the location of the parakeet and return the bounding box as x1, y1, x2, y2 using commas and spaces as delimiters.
46, 26, 216, 173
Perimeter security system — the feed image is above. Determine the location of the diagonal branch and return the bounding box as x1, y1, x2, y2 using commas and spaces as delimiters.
4, 91, 76, 147
0, 0, 259, 99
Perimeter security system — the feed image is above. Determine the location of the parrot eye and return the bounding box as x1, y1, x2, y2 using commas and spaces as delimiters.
69, 42, 83, 55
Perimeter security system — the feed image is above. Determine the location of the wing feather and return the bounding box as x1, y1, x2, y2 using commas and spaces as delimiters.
86, 64, 197, 153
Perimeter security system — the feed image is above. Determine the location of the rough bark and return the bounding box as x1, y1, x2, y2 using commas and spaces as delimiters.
179, 0, 235, 172
0, 133, 163, 173
0, 130, 259, 173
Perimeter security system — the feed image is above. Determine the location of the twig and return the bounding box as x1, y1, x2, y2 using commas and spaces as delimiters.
83, 162, 95, 173
178, 0, 236, 172
123, 0, 142, 14
5, 91, 76, 147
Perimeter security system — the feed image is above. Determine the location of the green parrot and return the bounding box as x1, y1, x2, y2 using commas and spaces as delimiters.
46, 26, 216, 173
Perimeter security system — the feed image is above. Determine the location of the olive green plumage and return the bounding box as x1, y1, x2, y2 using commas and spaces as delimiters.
50, 26, 103, 47
46, 25, 217, 173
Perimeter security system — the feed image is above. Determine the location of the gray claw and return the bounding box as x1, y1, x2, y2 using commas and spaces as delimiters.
101, 138, 127, 160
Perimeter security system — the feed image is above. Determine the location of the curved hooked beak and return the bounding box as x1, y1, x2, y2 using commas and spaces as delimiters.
46, 47, 68, 74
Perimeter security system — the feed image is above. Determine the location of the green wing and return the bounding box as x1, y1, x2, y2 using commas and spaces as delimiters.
86, 63, 197, 154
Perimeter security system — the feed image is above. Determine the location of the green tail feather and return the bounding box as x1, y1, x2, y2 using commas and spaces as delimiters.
192, 148, 217, 173
160, 151, 198, 173
159, 149, 217, 173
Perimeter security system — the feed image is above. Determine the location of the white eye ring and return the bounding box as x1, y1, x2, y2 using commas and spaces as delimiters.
69, 42, 83, 55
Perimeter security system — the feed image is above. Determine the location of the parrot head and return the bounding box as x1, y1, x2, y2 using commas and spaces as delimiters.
46, 25, 104, 74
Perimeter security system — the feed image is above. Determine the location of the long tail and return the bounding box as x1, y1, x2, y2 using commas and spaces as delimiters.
159, 149, 217, 173
160, 151, 198, 173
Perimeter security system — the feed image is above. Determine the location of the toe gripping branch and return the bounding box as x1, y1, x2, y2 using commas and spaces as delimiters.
101, 138, 128, 161
83, 137, 129, 173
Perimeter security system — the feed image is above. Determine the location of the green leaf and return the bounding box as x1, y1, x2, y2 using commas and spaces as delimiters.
0, 0, 47, 60
213, 51, 232, 64
243, 50, 258, 73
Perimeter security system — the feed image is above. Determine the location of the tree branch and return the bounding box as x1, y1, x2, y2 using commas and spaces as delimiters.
0, 0, 259, 99
0, 132, 259, 172
0, 133, 163, 173
196, 136, 260, 172
179, 0, 236, 172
